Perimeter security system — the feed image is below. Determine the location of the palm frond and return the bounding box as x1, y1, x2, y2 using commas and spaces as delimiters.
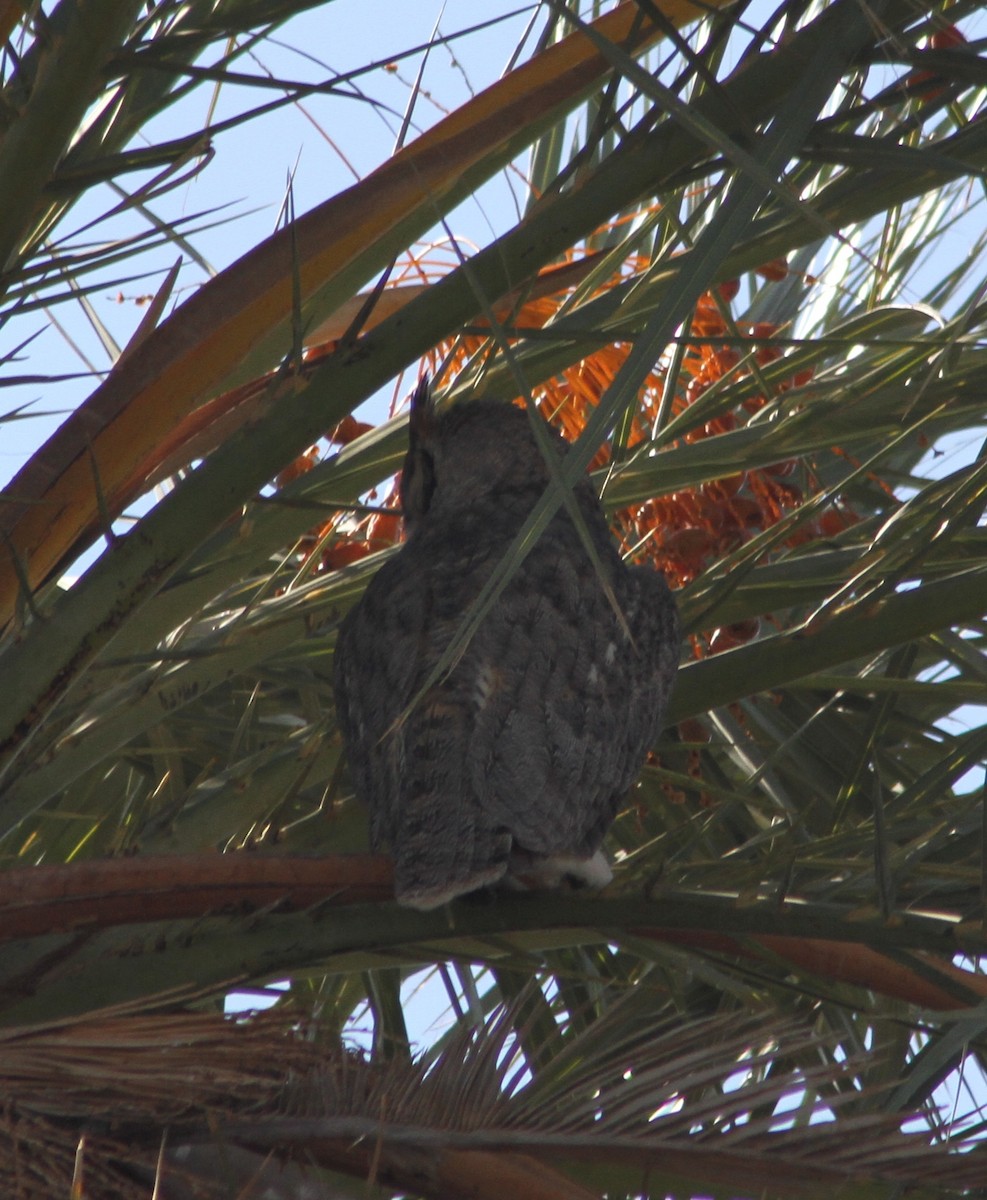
2, 998, 984, 1200
2, 0, 987, 1194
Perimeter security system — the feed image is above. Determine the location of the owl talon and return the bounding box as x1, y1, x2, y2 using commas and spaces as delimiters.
505, 847, 614, 893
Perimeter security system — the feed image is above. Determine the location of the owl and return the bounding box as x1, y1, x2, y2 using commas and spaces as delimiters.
333, 378, 679, 910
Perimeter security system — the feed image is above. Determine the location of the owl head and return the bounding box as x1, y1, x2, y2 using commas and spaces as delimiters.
399, 377, 569, 535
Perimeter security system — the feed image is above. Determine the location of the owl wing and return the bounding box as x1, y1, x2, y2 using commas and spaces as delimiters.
334, 527, 679, 910
465, 538, 679, 861
615, 562, 681, 789
333, 545, 516, 910
333, 553, 423, 854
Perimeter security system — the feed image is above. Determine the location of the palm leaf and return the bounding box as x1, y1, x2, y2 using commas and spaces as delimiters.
1, 0, 986, 1195
3, 997, 984, 1199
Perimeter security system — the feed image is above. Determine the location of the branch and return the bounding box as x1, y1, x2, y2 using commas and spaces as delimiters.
1, 854, 984, 1015
0, 852, 393, 939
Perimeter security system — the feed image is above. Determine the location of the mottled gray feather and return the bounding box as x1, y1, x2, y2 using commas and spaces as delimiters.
333, 390, 679, 909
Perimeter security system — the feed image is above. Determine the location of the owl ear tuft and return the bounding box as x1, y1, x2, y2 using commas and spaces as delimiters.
409, 374, 434, 437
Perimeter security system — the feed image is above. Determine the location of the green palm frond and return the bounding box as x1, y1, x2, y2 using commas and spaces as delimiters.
2, 0, 987, 1195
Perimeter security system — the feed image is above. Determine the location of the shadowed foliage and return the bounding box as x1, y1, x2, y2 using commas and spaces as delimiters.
1, 0, 987, 1196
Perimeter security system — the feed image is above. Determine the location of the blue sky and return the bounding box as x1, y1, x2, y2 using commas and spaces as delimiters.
1, 1, 537, 484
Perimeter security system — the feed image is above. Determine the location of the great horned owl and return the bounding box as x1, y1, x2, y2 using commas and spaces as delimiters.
333, 379, 679, 910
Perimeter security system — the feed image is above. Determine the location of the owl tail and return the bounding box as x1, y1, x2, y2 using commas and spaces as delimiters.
392, 802, 512, 911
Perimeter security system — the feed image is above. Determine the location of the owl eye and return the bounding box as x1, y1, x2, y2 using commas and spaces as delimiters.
400, 446, 436, 522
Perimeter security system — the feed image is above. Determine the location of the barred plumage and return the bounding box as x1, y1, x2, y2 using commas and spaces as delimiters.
333, 380, 679, 909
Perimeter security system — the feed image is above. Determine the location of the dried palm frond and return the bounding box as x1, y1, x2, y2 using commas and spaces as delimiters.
1, 996, 983, 1199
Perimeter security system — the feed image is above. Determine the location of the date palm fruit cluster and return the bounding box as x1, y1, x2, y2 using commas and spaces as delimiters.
283, 251, 864, 664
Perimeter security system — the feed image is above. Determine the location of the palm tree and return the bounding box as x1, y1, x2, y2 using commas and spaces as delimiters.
1, 0, 986, 1195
